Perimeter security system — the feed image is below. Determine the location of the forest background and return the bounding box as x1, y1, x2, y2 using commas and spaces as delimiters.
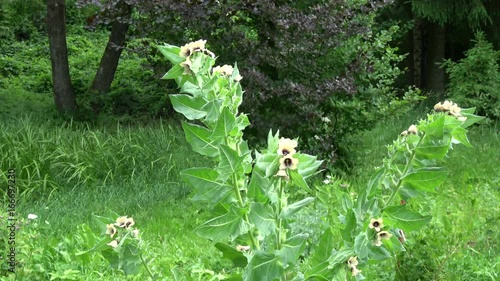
0, 0, 499, 280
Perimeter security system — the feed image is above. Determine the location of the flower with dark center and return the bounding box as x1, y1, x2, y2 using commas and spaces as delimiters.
278, 138, 298, 156
350, 266, 362, 277
377, 231, 392, 241
279, 155, 298, 170
179, 39, 207, 58
106, 224, 117, 238
369, 218, 384, 232
114, 216, 135, 229
347, 256, 358, 267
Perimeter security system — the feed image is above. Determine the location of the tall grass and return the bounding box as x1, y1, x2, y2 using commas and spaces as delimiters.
0, 115, 198, 200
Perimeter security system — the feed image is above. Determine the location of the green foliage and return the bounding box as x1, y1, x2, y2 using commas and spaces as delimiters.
442, 32, 500, 120
159, 41, 323, 280
0, 115, 193, 200
411, 0, 492, 27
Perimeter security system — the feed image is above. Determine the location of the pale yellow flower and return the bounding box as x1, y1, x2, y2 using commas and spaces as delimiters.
279, 155, 299, 170
350, 266, 362, 277
213, 64, 234, 76
407, 124, 418, 135
277, 138, 298, 156
180, 57, 192, 75
377, 231, 392, 241
400, 130, 408, 136
236, 245, 250, 252
107, 240, 119, 248
179, 39, 207, 57
106, 224, 117, 238
115, 216, 135, 229
373, 238, 383, 247
457, 116, 467, 122
234, 74, 243, 82
369, 218, 384, 232
347, 256, 358, 267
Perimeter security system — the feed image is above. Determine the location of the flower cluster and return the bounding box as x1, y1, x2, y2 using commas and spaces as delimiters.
106, 216, 139, 248
212, 64, 243, 82
179, 39, 215, 75
369, 218, 392, 246
347, 256, 361, 277
400, 124, 418, 136
434, 100, 467, 122
276, 138, 299, 179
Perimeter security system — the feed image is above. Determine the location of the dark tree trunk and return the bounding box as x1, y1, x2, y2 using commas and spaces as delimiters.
423, 21, 446, 98
90, 0, 132, 115
47, 0, 76, 113
412, 17, 423, 88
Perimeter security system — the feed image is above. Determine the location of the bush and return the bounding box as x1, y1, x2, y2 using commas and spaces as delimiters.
138, 0, 421, 170
442, 31, 500, 120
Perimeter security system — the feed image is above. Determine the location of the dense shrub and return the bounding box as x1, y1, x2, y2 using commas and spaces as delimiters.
442, 32, 500, 120
134, 0, 420, 169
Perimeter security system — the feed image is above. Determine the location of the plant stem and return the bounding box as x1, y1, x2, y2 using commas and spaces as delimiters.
384, 133, 426, 207
276, 178, 288, 281
140, 253, 156, 281
231, 169, 260, 250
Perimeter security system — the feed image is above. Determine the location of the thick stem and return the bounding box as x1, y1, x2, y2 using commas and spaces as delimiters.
276, 177, 287, 281
384, 133, 426, 207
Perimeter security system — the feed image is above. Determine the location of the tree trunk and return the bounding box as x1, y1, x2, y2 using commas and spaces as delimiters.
423, 21, 446, 98
47, 0, 76, 113
412, 17, 423, 88
89, 0, 132, 115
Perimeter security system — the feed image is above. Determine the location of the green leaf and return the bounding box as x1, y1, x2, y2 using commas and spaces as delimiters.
119, 243, 141, 275
415, 144, 450, 160
180, 80, 203, 97
201, 99, 223, 123
354, 232, 370, 259
420, 115, 445, 138
244, 252, 283, 281
217, 144, 246, 182
170, 94, 207, 120
75, 236, 113, 256
215, 242, 248, 268
235, 114, 251, 132
182, 121, 219, 157
295, 153, 323, 179
276, 234, 308, 266
280, 197, 314, 219
266, 130, 280, 154
161, 63, 184, 80
211, 107, 236, 141
340, 209, 357, 244
460, 108, 485, 128
451, 126, 472, 147
195, 206, 251, 241
383, 205, 432, 232
254, 151, 281, 178
157, 44, 184, 65
288, 169, 311, 192
402, 167, 448, 192
368, 244, 391, 261
327, 248, 355, 268
180, 168, 233, 204
248, 203, 276, 238
305, 228, 336, 280
357, 168, 384, 218
248, 172, 270, 203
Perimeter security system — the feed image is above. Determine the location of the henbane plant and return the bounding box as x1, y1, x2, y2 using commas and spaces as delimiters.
156, 40, 483, 280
